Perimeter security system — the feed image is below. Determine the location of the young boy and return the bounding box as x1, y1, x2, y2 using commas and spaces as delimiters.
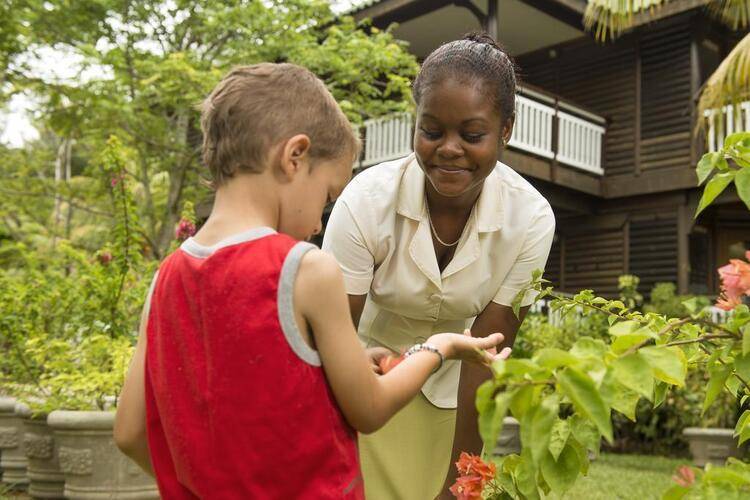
114, 63, 509, 499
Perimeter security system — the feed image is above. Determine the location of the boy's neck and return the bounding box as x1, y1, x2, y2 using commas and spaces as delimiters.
195, 173, 280, 246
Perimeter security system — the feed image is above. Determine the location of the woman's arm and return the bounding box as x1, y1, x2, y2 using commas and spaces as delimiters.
113, 305, 155, 477
437, 303, 528, 497
297, 249, 508, 434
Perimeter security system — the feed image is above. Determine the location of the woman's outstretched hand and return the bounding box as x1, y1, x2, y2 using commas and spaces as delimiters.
428, 329, 511, 366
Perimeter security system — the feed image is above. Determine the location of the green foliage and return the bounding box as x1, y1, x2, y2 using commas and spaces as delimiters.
0, 138, 153, 414
475, 267, 750, 498
2, 0, 419, 258
696, 132, 750, 217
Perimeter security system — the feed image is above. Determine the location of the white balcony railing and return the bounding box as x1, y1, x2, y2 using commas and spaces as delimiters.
359, 88, 607, 175
360, 112, 413, 167
706, 101, 750, 152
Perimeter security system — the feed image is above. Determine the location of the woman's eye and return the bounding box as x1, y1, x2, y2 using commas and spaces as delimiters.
420, 128, 441, 140
463, 133, 485, 143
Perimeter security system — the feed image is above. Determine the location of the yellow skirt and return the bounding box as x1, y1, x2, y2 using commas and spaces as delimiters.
359, 393, 456, 500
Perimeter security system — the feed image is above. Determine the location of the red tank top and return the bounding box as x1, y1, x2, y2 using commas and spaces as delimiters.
144, 228, 363, 499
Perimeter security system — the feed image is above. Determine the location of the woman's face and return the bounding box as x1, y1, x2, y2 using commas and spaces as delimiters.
414, 78, 513, 199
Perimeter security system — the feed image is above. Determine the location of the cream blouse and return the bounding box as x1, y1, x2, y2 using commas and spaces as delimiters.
322, 154, 555, 408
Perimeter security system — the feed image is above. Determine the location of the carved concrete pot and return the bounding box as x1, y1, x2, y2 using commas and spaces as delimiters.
683, 427, 742, 467
23, 414, 65, 499
0, 397, 29, 490
495, 416, 521, 455
47, 411, 158, 500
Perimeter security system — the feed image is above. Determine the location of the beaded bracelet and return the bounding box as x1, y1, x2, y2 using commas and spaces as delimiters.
404, 343, 444, 373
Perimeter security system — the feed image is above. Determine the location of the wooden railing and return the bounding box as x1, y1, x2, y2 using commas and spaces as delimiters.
705, 101, 750, 152
359, 87, 607, 175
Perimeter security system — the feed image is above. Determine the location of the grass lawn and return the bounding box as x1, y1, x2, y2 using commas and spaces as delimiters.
564, 453, 690, 499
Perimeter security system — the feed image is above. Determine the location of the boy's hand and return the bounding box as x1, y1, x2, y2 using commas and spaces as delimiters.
428, 329, 511, 366
365, 347, 394, 375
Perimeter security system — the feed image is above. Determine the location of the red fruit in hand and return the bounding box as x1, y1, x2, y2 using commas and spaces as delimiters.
378, 354, 404, 374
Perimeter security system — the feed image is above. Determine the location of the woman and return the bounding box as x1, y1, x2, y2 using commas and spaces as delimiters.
322, 34, 555, 499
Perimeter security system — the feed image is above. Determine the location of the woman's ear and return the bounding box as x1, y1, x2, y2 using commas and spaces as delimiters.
278, 134, 312, 180
501, 115, 515, 146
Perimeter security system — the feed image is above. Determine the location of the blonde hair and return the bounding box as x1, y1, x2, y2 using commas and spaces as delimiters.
200, 63, 359, 186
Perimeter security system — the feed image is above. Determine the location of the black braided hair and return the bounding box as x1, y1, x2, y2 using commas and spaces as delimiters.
412, 32, 518, 121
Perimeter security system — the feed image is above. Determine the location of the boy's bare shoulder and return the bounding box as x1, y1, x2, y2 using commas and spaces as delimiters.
296, 248, 344, 298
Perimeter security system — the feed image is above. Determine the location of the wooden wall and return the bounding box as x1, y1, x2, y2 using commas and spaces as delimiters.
628, 212, 679, 296
517, 14, 695, 180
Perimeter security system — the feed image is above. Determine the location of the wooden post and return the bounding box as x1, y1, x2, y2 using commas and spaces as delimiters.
634, 37, 642, 176
677, 203, 689, 294
487, 0, 498, 40
560, 235, 566, 291
623, 219, 630, 275
689, 22, 703, 166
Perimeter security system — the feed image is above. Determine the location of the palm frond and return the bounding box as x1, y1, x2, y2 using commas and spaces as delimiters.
583, 0, 669, 41
707, 0, 750, 30
698, 33, 750, 130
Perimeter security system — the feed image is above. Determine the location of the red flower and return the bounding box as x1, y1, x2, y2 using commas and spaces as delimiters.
455, 452, 496, 482
175, 218, 196, 242
716, 252, 750, 311
97, 251, 113, 265
672, 465, 695, 488
449, 475, 484, 500
450, 453, 496, 498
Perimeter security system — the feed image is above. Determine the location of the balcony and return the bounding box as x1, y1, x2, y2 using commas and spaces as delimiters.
705, 101, 750, 152
358, 86, 607, 176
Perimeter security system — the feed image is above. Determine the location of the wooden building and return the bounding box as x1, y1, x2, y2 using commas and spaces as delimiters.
344, 0, 750, 297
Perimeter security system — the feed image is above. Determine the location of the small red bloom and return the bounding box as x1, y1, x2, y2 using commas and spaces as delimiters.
716, 253, 750, 311
449, 475, 484, 500
455, 452, 496, 482
672, 465, 695, 488
97, 251, 113, 265
175, 218, 197, 242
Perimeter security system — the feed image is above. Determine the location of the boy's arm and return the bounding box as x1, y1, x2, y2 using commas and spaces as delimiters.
113, 301, 154, 477
296, 250, 506, 434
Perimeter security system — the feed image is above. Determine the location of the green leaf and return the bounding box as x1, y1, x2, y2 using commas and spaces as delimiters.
548, 418, 571, 461
558, 368, 612, 443
696, 152, 720, 185
612, 353, 654, 400
609, 320, 639, 336
639, 346, 687, 387
601, 372, 641, 421
734, 410, 750, 445
682, 297, 699, 315
481, 391, 513, 454
514, 450, 540, 500
570, 337, 608, 359
704, 364, 732, 415
696, 171, 736, 217
525, 395, 558, 465
570, 415, 601, 457
510, 384, 536, 420
725, 132, 750, 149
611, 333, 653, 354
736, 167, 750, 211
653, 382, 669, 408
662, 485, 690, 500
743, 325, 750, 356
735, 353, 750, 382
567, 436, 590, 475
533, 348, 581, 370
540, 446, 580, 495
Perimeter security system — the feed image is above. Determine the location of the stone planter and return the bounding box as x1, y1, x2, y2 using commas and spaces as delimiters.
23, 414, 65, 499
47, 411, 159, 500
495, 416, 521, 455
0, 397, 29, 490
683, 427, 742, 467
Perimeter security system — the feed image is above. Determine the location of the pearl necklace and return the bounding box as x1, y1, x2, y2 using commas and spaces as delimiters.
425, 200, 460, 247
